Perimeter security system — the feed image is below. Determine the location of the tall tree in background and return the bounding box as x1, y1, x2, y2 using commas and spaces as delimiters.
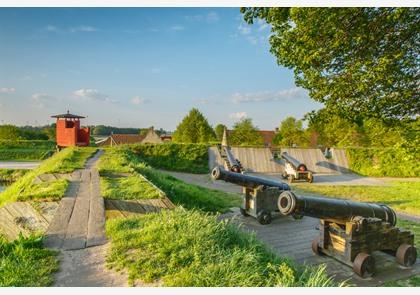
229, 118, 264, 146
214, 124, 227, 141
278, 117, 307, 147
172, 108, 216, 143
241, 8, 420, 121
0, 125, 23, 140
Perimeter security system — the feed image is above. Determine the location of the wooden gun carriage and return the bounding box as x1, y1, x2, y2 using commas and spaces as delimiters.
281, 152, 313, 183
211, 166, 290, 224
278, 191, 417, 278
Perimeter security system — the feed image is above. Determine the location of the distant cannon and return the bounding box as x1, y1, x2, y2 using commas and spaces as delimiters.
211, 166, 290, 224
278, 191, 416, 278
222, 146, 243, 173
281, 152, 313, 183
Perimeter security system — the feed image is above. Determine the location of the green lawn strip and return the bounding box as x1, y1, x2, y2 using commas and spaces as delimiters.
0, 147, 97, 207
130, 143, 209, 174
0, 169, 28, 182
106, 208, 342, 287
293, 181, 420, 216
98, 147, 240, 213
100, 174, 163, 200
0, 148, 53, 161
0, 234, 59, 286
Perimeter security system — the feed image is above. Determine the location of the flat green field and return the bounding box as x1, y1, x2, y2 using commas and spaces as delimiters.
293, 181, 420, 216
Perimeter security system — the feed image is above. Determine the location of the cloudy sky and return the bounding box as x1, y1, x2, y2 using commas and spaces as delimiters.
0, 8, 323, 130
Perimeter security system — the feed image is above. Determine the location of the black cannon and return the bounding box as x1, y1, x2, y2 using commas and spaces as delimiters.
281, 152, 313, 183
223, 146, 243, 173
278, 191, 417, 278
211, 166, 290, 224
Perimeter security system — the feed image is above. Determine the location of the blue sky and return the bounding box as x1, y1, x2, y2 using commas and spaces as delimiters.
0, 8, 323, 130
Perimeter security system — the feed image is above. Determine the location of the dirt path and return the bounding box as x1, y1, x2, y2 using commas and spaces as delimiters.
46, 150, 127, 286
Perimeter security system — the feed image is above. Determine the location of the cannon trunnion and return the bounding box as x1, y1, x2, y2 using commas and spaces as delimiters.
281, 152, 313, 183
278, 191, 417, 278
211, 166, 290, 224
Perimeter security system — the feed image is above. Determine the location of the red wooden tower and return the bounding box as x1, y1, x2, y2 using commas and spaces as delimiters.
51, 111, 90, 148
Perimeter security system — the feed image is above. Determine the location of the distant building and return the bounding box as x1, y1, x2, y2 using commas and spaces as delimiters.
97, 127, 163, 146
51, 111, 90, 148
160, 134, 172, 142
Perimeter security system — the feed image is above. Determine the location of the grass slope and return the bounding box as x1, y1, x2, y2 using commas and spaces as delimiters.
294, 181, 420, 216
106, 208, 340, 287
0, 140, 55, 161
99, 147, 240, 212
0, 169, 28, 182
0, 235, 58, 286
101, 175, 163, 200
0, 147, 96, 207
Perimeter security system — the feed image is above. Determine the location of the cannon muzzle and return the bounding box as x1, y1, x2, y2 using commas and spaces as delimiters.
278, 191, 397, 226
281, 152, 308, 171
211, 166, 290, 191
223, 146, 242, 173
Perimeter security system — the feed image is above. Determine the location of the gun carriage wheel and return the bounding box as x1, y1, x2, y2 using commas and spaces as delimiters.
311, 236, 323, 256
239, 207, 248, 217
396, 244, 417, 267
257, 210, 272, 225
353, 253, 375, 278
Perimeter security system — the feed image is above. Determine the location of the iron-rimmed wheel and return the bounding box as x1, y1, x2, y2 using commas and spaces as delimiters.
311, 236, 323, 255
288, 174, 295, 183
257, 210, 272, 225
308, 173, 314, 183
396, 244, 417, 267
353, 253, 375, 278
239, 207, 248, 217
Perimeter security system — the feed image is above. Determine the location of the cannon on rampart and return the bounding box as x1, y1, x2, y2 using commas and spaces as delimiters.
281, 152, 313, 183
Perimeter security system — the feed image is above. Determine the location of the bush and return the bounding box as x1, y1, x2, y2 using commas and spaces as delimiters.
0, 234, 58, 286
347, 147, 420, 177
130, 143, 209, 174
106, 209, 339, 287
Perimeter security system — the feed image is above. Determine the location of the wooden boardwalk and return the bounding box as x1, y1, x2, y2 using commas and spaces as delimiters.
44, 150, 106, 250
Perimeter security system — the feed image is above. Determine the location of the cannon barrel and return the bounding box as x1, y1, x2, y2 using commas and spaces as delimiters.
278, 191, 397, 226
211, 166, 290, 191
223, 146, 242, 173
281, 152, 307, 171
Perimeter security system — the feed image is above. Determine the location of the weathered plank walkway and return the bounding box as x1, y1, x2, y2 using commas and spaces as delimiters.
44, 150, 106, 250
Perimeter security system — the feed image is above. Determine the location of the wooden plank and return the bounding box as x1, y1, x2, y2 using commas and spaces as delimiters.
43, 197, 76, 249
104, 199, 125, 219
0, 206, 22, 240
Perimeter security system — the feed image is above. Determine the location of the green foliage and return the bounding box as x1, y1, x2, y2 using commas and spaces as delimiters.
92, 125, 141, 136
0, 140, 55, 160
0, 147, 96, 207
0, 125, 24, 140
214, 124, 227, 141
101, 175, 163, 200
229, 118, 264, 146
0, 234, 58, 286
130, 143, 209, 174
0, 124, 55, 141
294, 181, 420, 215
172, 108, 216, 143
106, 209, 339, 287
98, 147, 239, 213
277, 116, 308, 147
0, 169, 28, 182
347, 147, 420, 177
242, 7, 420, 120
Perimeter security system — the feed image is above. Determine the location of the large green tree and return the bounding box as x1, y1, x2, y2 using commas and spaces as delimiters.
229, 118, 264, 146
0, 125, 24, 140
277, 117, 308, 147
241, 8, 420, 120
172, 108, 216, 143
214, 124, 227, 141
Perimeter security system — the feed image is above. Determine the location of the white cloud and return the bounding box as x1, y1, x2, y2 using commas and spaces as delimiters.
257, 19, 270, 32
238, 22, 251, 35
169, 25, 185, 31
73, 88, 116, 103
0, 87, 15, 94
185, 11, 219, 23
45, 25, 61, 32
206, 11, 220, 23
232, 88, 307, 104
229, 112, 248, 120
70, 26, 98, 33
131, 96, 149, 105
31, 93, 54, 108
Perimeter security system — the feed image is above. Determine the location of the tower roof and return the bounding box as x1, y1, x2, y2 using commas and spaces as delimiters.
51, 110, 85, 119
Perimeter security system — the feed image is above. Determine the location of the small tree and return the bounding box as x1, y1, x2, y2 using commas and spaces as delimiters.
214, 124, 227, 141
229, 118, 264, 146
278, 117, 307, 147
172, 108, 216, 143
0, 125, 23, 140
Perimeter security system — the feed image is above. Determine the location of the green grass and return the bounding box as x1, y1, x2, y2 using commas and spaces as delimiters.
0, 147, 97, 207
101, 174, 163, 200
0, 169, 28, 182
0, 234, 59, 286
293, 181, 420, 216
0, 140, 56, 161
130, 143, 209, 174
99, 147, 240, 213
106, 208, 341, 287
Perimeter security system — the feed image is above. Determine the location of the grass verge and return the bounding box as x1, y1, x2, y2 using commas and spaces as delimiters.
0, 147, 96, 207
106, 208, 341, 287
99, 147, 240, 212
0, 169, 28, 182
0, 140, 55, 161
101, 175, 163, 200
293, 181, 420, 216
0, 234, 58, 286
